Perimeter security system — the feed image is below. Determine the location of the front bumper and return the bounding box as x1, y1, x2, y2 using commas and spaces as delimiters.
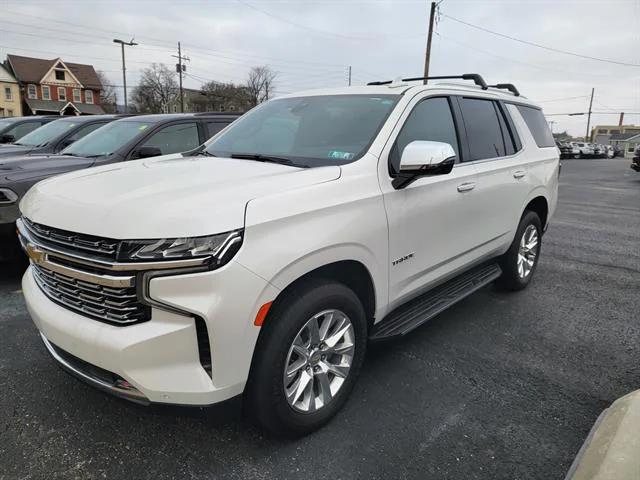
23, 260, 280, 405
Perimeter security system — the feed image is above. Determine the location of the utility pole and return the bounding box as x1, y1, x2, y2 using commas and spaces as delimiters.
423, 1, 437, 84
619, 112, 625, 126
585, 87, 594, 142
348, 66, 352, 86
113, 38, 137, 113
548, 120, 557, 134
172, 42, 189, 113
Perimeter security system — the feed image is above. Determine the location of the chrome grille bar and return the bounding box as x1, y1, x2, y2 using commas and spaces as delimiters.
32, 265, 148, 325
17, 218, 209, 272
24, 218, 119, 258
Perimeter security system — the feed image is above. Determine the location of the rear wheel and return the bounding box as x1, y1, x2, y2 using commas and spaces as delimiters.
497, 210, 542, 291
245, 280, 367, 437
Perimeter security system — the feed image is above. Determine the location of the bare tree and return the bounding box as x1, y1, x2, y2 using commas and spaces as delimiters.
246, 66, 277, 107
96, 71, 117, 113
131, 63, 178, 113
194, 81, 252, 112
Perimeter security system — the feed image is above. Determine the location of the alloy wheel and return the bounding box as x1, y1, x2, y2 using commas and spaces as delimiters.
283, 309, 355, 413
517, 224, 539, 278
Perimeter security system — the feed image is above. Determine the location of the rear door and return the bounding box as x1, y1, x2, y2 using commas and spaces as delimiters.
455, 96, 529, 250
204, 119, 233, 140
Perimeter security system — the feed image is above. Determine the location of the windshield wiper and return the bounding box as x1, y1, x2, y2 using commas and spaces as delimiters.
230, 153, 307, 168
194, 150, 216, 157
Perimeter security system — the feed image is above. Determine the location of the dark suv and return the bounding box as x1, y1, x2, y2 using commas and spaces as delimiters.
631, 145, 640, 172
556, 141, 573, 159
0, 113, 240, 259
0, 115, 128, 158
0, 116, 58, 144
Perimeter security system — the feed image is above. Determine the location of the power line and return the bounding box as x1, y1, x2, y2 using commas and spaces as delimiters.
538, 95, 591, 103
434, 32, 611, 79
2, 9, 351, 70
545, 111, 640, 116
0, 44, 158, 66
233, 0, 379, 40
442, 13, 640, 67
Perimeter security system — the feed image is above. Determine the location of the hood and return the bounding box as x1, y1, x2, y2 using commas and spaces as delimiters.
20, 155, 341, 238
0, 154, 95, 183
0, 144, 34, 157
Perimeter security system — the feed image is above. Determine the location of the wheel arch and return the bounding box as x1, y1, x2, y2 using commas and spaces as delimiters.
523, 193, 549, 231
265, 258, 378, 330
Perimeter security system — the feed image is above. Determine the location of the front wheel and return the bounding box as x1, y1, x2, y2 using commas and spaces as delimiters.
245, 280, 367, 437
497, 210, 542, 291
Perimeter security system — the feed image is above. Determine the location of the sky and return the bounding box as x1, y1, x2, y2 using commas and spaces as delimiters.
0, 0, 639, 137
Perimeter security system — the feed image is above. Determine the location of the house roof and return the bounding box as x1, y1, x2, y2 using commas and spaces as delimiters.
7, 54, 102, 89
610, 132, 639, 141
0, 63, 18, 83
25, 98, 105, 115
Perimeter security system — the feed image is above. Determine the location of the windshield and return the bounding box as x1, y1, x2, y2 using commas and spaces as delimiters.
205, 94, 399, 167
15, 119, 78, 146
62, 120, 152, 157
0, 120, 15, 132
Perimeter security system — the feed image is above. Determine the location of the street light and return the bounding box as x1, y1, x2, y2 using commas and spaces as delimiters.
113, 38, 138, 113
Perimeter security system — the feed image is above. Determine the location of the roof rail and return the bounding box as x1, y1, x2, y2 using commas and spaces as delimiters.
487, 83, 520, 97
367, 73, 488, 90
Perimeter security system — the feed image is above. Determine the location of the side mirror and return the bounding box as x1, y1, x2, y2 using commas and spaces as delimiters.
392, 141, 456, 189
134, 146, 162, 159
0, 134, 15, 144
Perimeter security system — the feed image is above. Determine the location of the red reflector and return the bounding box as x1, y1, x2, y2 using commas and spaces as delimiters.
254, 301, 273, 326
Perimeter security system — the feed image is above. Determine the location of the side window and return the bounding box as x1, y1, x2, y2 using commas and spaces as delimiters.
516, 105, 555, 148
495, 104, 516, 156
206, 121, 229, 138
459, 97, 506, 161
390, 97, 459, 174
7, 122, 41, 140
139, 122, 200, 155
66, 122, 105, 142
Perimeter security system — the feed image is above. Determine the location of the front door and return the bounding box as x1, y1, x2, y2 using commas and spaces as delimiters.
379, 94, 480, 308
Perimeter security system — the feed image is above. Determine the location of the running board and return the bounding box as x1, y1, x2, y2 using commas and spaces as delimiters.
370, 263, 502, 341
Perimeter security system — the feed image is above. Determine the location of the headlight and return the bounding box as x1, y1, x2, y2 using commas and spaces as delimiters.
0, 188, 19, 205
118, 229, 243, 267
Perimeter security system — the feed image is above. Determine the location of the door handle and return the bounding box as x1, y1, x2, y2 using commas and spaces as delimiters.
513, 170, 526, 179
457, 182, 476, 192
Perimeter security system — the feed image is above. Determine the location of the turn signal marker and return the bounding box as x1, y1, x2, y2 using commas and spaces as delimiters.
254, 301, 273, 326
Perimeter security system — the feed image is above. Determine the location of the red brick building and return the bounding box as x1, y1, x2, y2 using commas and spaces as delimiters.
5, 54, 105, 116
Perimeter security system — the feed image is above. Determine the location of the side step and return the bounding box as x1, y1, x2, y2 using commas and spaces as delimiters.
370, 263, 502, 341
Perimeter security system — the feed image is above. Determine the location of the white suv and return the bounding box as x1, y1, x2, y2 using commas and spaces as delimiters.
18, 74, 559, 436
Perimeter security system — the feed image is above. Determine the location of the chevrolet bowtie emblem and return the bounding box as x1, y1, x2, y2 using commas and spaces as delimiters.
25, 243, 46, 264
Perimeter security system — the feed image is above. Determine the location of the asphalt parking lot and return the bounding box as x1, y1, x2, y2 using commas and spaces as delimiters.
1, 158, 639, 480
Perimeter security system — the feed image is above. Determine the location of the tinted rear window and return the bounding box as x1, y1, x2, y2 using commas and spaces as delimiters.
459, 97, 506, 161
516, 105, 555, 148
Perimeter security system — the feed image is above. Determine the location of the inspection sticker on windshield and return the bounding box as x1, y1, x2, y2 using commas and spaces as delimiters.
328, 151, 354, 160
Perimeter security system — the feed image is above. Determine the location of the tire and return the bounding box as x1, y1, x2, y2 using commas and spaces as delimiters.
245, 279, 368, 437
497, 210, 542, 291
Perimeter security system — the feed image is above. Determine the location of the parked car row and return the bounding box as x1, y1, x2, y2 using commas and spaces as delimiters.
0, 112, 241, 260
556, 140, 616, 159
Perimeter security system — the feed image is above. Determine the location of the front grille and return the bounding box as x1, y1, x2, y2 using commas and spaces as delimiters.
32, 263, 149, 325
24, 218, 120, 259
